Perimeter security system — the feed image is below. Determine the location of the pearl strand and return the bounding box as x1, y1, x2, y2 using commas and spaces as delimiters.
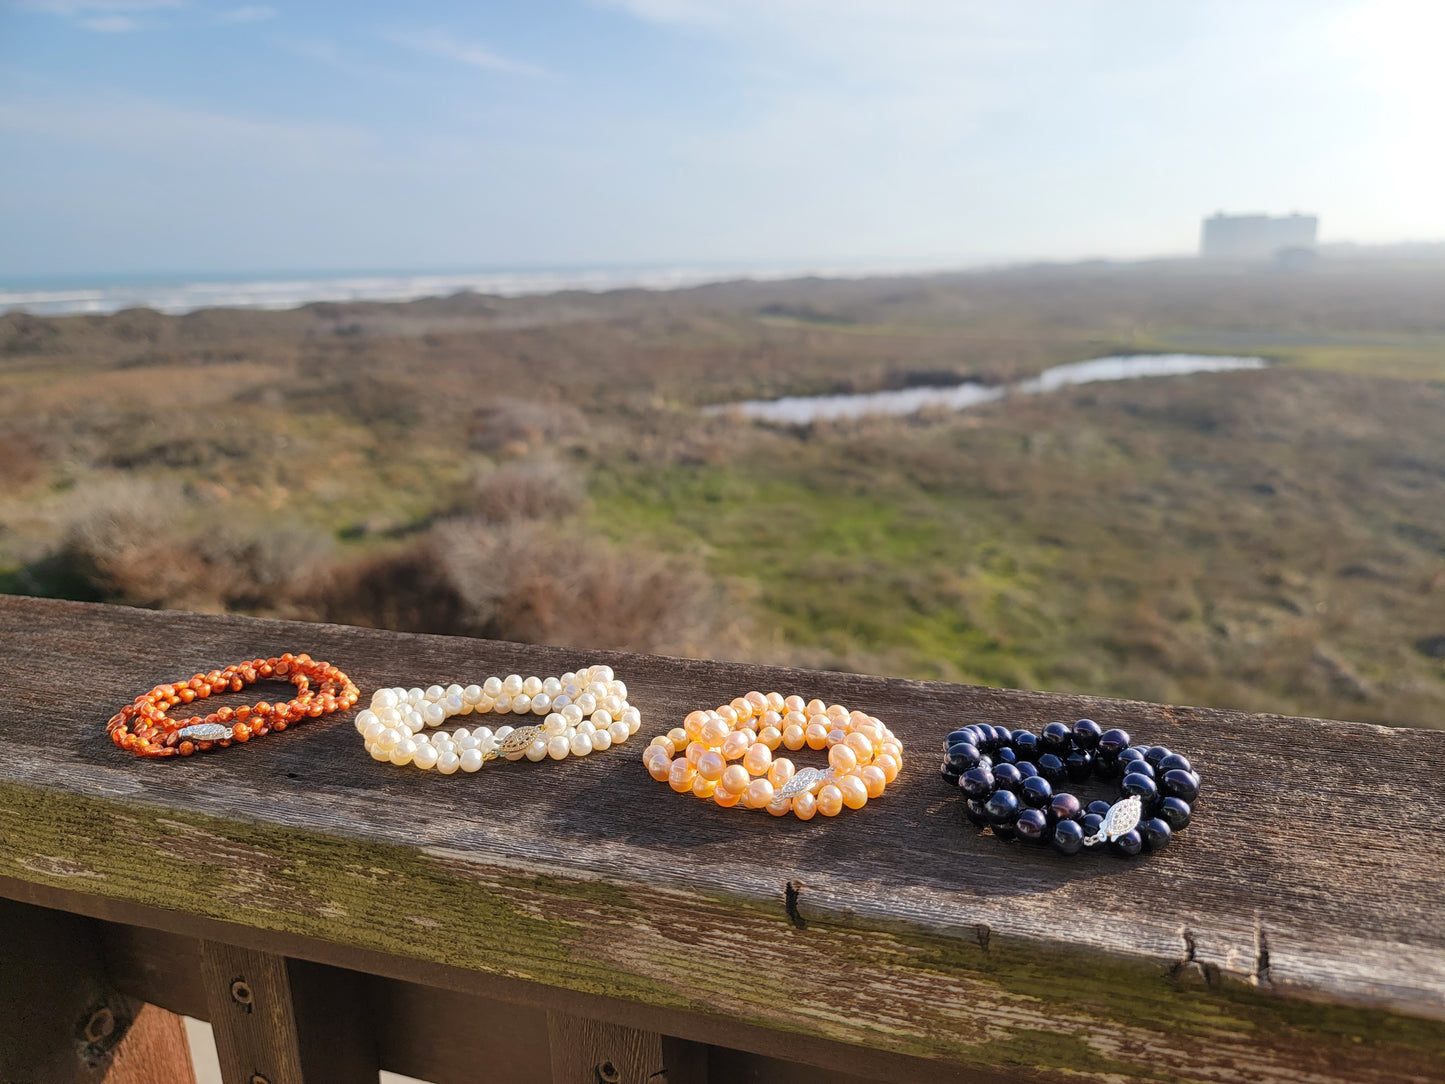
353, 665, 640, 775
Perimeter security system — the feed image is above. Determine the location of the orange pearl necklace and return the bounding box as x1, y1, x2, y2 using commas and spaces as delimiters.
106, 653, 359, 758
642, 691, 903, 819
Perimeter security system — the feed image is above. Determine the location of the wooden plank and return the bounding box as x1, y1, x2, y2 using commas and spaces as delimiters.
546, 1013, 668, 1084
0, 595, 1443, 1084
198, 942, 375, 1084
0, 899, 194, 1084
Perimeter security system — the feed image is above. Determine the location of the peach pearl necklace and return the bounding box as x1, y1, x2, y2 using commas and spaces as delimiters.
355, 665, 640, 774
642, 691, 903, 818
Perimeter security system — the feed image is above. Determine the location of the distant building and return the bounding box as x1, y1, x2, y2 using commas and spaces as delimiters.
1200, 213, 1318, 260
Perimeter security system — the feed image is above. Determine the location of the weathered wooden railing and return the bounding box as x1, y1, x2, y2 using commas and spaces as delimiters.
1, 595, 1442, 1083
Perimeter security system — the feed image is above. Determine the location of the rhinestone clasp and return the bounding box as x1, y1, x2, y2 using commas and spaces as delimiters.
1083, 795, 1141, 847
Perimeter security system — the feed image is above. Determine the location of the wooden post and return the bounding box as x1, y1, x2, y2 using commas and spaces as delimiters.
198, 942, 375, 1084
547, 1012, 706, 1084
0, 898, 195, 1084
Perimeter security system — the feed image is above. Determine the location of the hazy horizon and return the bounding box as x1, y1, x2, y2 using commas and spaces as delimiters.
4, 1, 1443, 278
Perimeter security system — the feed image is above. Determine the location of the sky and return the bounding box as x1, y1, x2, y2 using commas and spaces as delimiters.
1, 0, 1442, 279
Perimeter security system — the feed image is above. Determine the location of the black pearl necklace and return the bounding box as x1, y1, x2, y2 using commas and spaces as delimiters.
940, 720, 1201, 856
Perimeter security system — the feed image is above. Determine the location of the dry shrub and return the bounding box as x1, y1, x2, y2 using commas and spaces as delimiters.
467, 457, 583, 522
29, 478, 334, 613
467, 397, 584, 454
313, 519, 739, 657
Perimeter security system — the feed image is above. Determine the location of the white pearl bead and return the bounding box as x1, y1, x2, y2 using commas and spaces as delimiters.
376, 727, 401, 751
483, 676, 503, 698
390, 739, 416, 766
586, 681, 607, 700
463, 684, 483, 705
407, 688, 425, 703
611, 680, 627, 700
547, 735, 570, 760
471, 726, 493, 742
529, 693, 551, 714
510, 693, 532, 713
561, 704, 584, 725
561, 671, 577, 685
425, 685, 445, 702
608, 721, 629, 744
475, 696, 494, 714
622, 707, 641, 734
457, 735, 478, 751
354, 709, 378, 734
522, 676, 543, 696
437, 751, 460, 774
370, 743, 391, 761
576, 720, 595, 736
492, 697, 512, 715
591, 710, 613, 728
569, 732, 593, 757
543, 713, 567, 736
376, 706, 400, 725
563, 683, 581, 698
459, 748, 484, 773
525, 739, 548, 762
494, 725, 514, 740
373, 689, 398, 710
362, 720, 386, 742
446, 683, 463, 698
452, 727, 470, 740
591, 729, 611, 752
413, 744, 439, 769
422, 702, 446, 727
593, 665, 614, 682
444, 693, 465, 714
502, 674, 523, 696
576, 693, 597, 714
601, 695, 623, 717
542, 676, 562, 695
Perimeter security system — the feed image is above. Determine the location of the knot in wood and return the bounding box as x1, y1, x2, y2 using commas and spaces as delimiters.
83, 1005, 115, 1043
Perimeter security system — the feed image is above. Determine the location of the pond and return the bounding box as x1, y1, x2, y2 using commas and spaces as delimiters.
712, 353, 1268, 425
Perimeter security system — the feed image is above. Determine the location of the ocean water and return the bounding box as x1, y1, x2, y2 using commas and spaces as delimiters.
714, 354, 1268, 424
0, 263, 895, 317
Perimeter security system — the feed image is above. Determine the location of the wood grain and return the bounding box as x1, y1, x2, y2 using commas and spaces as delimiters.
546, 1013, 669, 1084
1, 595, 1443, 1083
103, 1004, 197, 1084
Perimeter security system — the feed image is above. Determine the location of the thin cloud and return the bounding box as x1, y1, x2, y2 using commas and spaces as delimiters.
18, 0, 184, 31
218, 5, 275, 23
388, 30, 550, 78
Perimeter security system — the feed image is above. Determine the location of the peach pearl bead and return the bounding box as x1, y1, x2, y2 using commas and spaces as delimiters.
845, 731, 874, 760
684, 711, 708, 740
838, 775, 868, 810
700, 718, 729, 745
716, 705, 738, 726
859, 765, 887, 798
714, 787, 742, 808
804, 723, 829, 750
720, 764, 751, 795
729, 697, 751, 720
650, 736, 676, 756
691, 775, 718, 799
744, 778, 775, 809
767, 797, 791, 817
743, 742, 772, 776
805, 699, 826, 716
792, 791, 818, 820
721, 731, 751, 760
759, 726, 783, 751
746, 690, 768, 712
874, 752, 900, 783
685, 740, 707, 766
648, 757, 673, 782
784, 695, 806, 712
783, 710, 807, 729
766, 692, 785, 711
782, 725, 806, 751
668, 760, 696, 792
852, 722, 882, 744
768, 758, 795, 788
697, 750, 726, 782
825, 727, 847, 748
816, 784, 844, 817
667, 727, 688, 749
828, 743, 858, 774
759, 709, 781, 730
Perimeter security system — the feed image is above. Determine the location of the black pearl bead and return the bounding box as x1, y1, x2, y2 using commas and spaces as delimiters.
1071, 718, 1101, 750
984, 724, 1010, 748
1012, 731, 1040, 760
1051, 818, 1085, 855
991, 762, 1023, 793
1080, 812, 1105, 838
994, 746, 1018, 765
1143, 745, 1172, 768
1158, 796, 1192, 831
1048, 792, 1082, 824
940, 761, 962, 787
1160, 769, 1200, 803
1093, 754, 1122, 781
1141, 817, 1172, 852
984, 788, 1020, 824
1036, 752, 1067, 784
1098, 728, 1131, 756
1121, 772, 1159, 808
1118, 746, 1147, 766
944, 742, 983, 772
1020, 775, 1053, 808
945, 728, 973, 750
1064, 750, 1093, 782
1014, 760, 1039, 780
1157, 753, 1193, 775
965, 798, 991, 827
1086, 800, 1112, 817
1010, 729, 1033, 746
1121, 757, 1155, 779
958, 766, 995, 799
1015, 808, 1048, 843
1041, 721, 1072, 753
1108, 828, 1143, 857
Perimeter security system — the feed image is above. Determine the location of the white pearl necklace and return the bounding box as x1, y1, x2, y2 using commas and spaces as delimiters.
353, 665, 640, 775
